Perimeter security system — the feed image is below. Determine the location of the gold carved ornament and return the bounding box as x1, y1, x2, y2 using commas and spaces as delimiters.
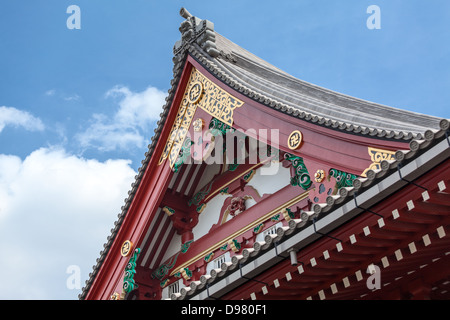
110, 292, 120, 300
120, 240, 133, 257
287, 130, 303, 150
361, 147, 396, 177
158, 67, 244, 169
192, 118, 204, 132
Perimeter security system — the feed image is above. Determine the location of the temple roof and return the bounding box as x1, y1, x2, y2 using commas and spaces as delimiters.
175, 8, 442, 140
79, 8, 448, 299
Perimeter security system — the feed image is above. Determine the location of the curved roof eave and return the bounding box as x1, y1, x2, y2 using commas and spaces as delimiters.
190, 31, 443, 140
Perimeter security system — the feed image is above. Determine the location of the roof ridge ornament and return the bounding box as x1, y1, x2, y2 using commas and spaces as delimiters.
174, 7, 220, 58
180, 7, 193, 19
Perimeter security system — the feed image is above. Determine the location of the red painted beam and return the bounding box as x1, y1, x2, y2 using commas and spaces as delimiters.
84, 61, 194, 300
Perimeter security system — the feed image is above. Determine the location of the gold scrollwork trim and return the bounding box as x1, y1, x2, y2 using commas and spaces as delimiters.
361, 147, 396, 177
158, 67, 244, 168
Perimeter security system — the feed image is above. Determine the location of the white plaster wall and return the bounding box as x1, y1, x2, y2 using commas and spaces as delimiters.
161, 232, 182, 263
193, 163, 221, 194
192, 192, 231, 240
191, 164, 289, 240
245, 197, 257, 210
247, 163, 290, 196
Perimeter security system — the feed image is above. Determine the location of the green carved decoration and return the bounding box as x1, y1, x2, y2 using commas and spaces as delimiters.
180, 240, 194, 253
184, 268, 193, 277
228, 162, 239, 171
253, 223, 264, 234
285, 208, 295, 219
209, 118, 234, 136
173, 137, 193, 173
243, 170, 255, 182
230, 239, 241, 252
284, 153, 312, 190
208, 118, 237, 156
123, 248, 141, 294
204, 252, 214, 262
329, 168, 358, 189
162, 206, 175, 216
271, 214, 280, 221
152, 252, 180, 280
160, 279, 170, 288
196, 203, 206, 213
182, 267, 193, 280
188, 182, 213, 207
220, 243, 228, 251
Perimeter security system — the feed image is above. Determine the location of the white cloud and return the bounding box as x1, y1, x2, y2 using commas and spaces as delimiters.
76, 85, 166, 152
106, 85, 166, 127
44, 89, 80, 102
76, 114, 146, 152
0, 106, 45, 133
0, 147, 136, 299
45, 89, 56, 96
63, 94, 81, 102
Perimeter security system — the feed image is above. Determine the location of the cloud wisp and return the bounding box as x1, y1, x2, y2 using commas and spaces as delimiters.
0, 106, 45, 133
76, 85, 166, 152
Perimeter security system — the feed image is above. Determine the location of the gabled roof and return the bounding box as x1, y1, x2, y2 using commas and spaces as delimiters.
79, 8, 448, 299
175, 8, 441, 139
203, 32, 441, 137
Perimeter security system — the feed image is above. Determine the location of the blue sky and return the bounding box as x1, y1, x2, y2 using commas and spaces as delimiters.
0, 1, 449, 300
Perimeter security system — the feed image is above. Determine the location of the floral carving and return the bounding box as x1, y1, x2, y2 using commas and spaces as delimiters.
227, 196, 247, 218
